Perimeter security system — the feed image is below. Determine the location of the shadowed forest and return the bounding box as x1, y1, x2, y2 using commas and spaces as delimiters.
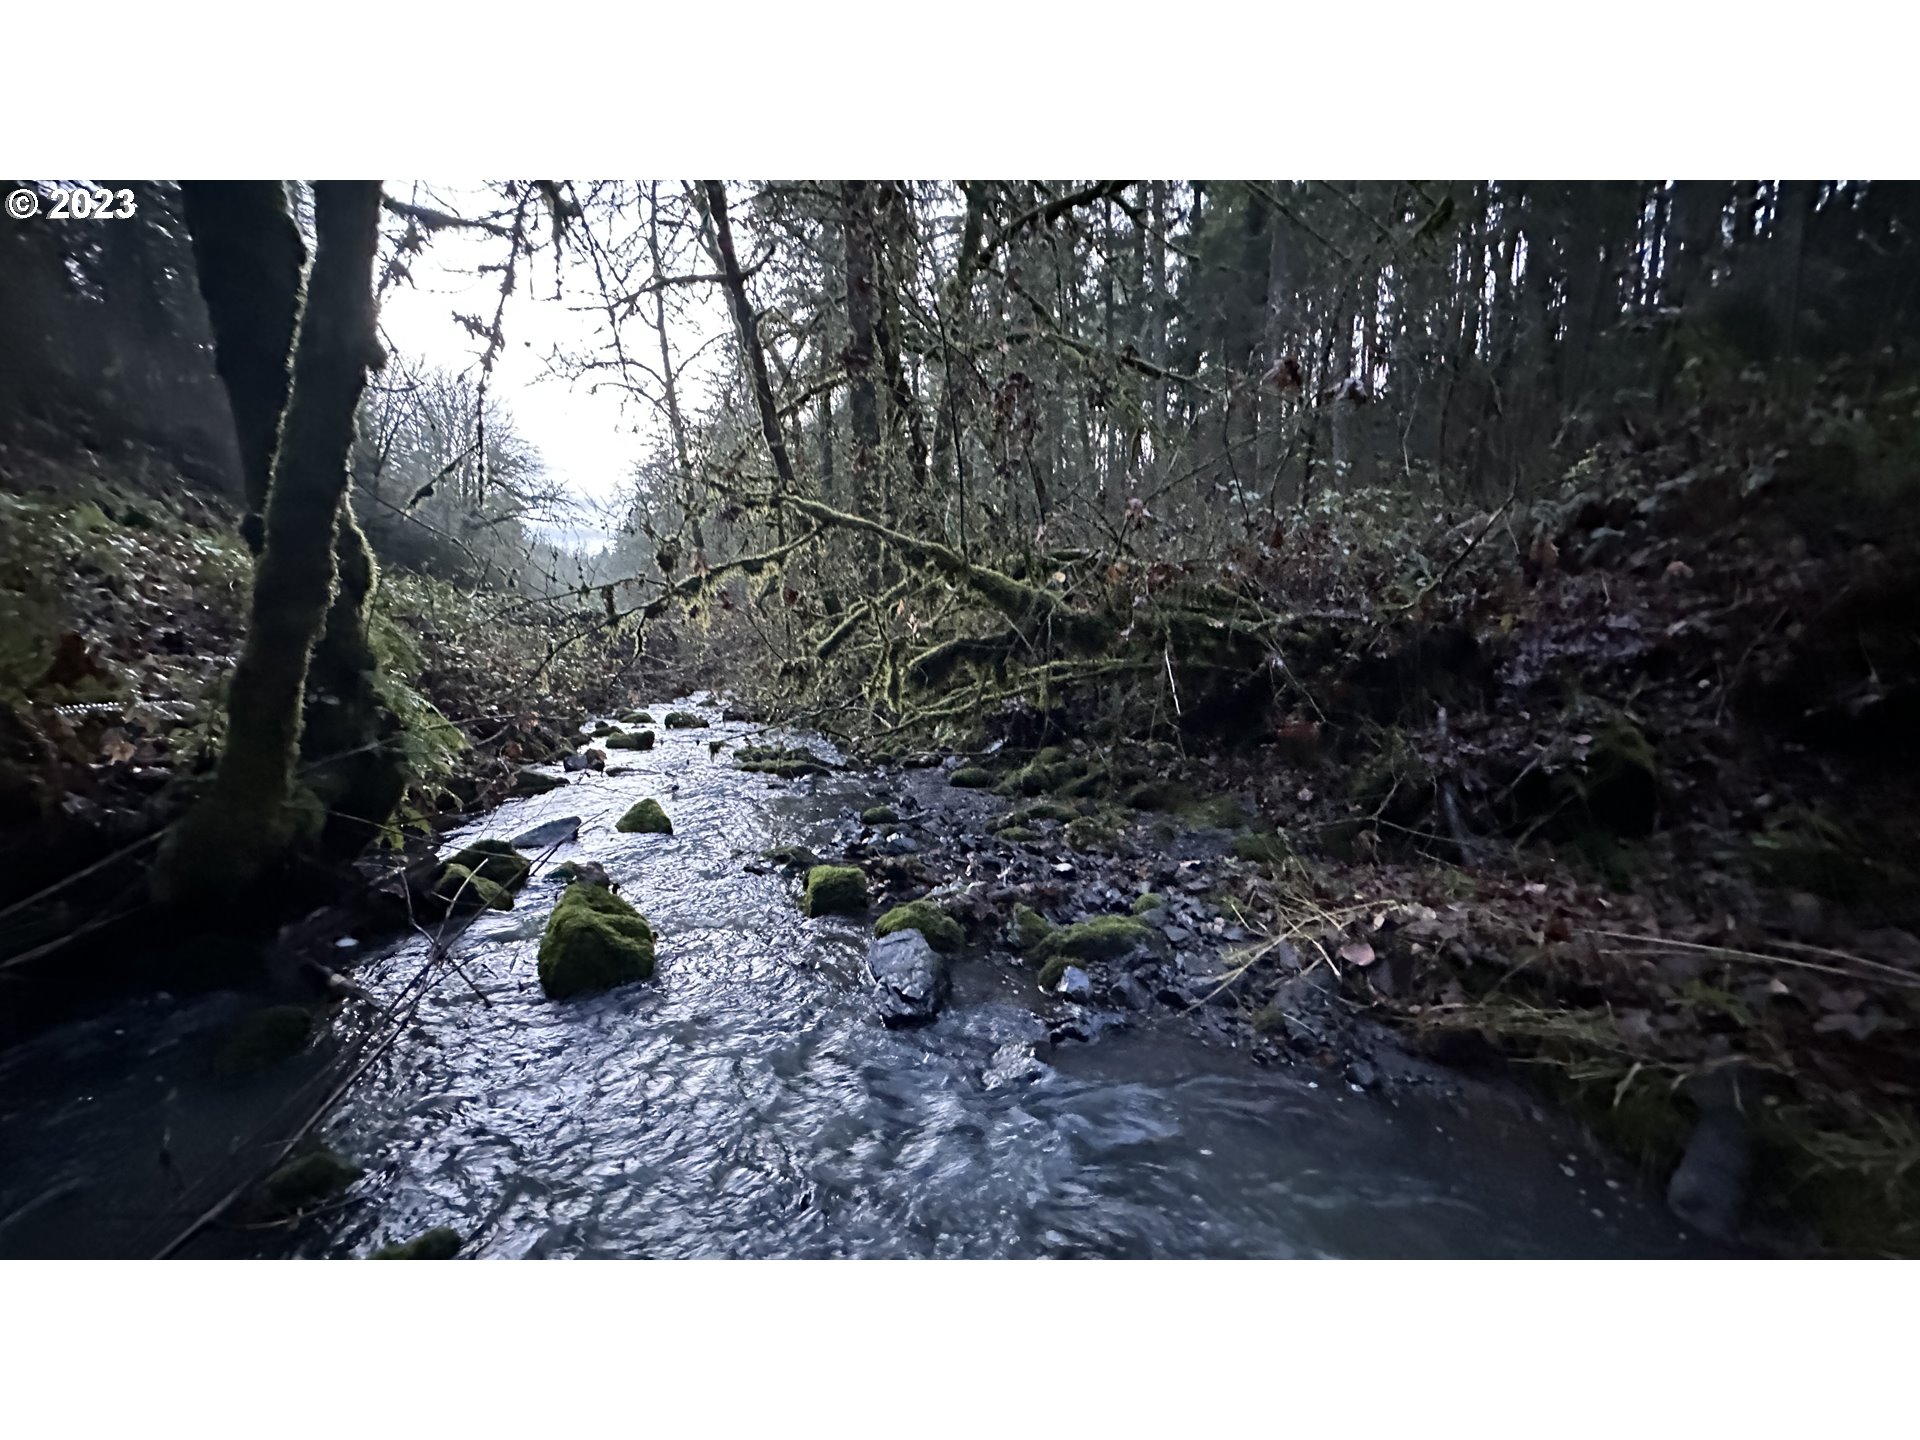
3, 179, 1918, 1259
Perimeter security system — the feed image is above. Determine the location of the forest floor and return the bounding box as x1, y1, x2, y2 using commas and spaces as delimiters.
5, 359, 1920, 1256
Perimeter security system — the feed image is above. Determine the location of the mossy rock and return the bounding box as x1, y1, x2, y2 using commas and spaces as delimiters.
860, 805, 900, 825
995, 825, 1041, 843
432, 864, 513, 911
875, 900, 964, 953
1065, 814, 1123, 852
736, 744, 831, 778
664, 711, 709, 729
538, 881, 657, 998
1007, 763, 1068, 796
1572, 717, 1662, 837
1012, 903, 1054, 951
261, 1150, 362, 1216
1131, 892, 1165, 914
370, 1226, 463, 1259
1184, 795, 1254, 830
591, 721, 616, 736
621, 711, 655, 725
615, 798, 673, 835
802, 864, 868, 917
1037, 953, 1082, 990
606, 730, 655, 751
1233, 832, 1292, 864
948, 766, 996, 788
1008, 800, 1078, 826
512, 769, 567, 796
211, 1005, 317, 1080
1036, 914, 1152, 963
444, 839, 532, 891
1056, 765, 1110, 799
1033, 745, 1071, 768
763, 844, 822, 872
1121, 780, 1194, 811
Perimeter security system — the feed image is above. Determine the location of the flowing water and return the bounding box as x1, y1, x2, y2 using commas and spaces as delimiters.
0, 702, 1709, 1259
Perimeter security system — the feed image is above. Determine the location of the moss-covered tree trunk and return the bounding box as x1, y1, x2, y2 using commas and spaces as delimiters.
153, 181, 387, 906
179, 182, 403, 864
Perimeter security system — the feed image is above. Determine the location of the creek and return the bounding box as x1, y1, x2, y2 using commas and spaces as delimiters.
0, 702, 1709, 1259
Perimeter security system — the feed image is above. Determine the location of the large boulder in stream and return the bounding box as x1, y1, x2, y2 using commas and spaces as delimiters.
538, 881, 657, 999
511, 816, 582, 850
802, 864, 868, 917
615, 798, 673, 834
866, 928, 949, 1026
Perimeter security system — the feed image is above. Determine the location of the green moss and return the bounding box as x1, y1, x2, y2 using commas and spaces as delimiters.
1570, 716, 1662, 836
736, 744, 831, 778
1121, 780, 1193, 811
802, 864, 868, 917
370, 1226, 463, 1259
606, 730, 655, 750
1065, 813, 1123, 851
261, 1150, 362, 1215
1748, 807, 1909, 904
763, 844, 822, 871
615, 798, 673, 835
664, 711, 709, 729
1131, 892, 1165, 914
1012, 903, 1055, 951
1033, 745, 1070, 767
1036, 914, 1151, 962
1056, 765, 1110, 798
1007, 762, 1067, 796
622, 711, 655, 726
591, 721, 616, 736
995, 825, 1041, 843
444, 839, 532, 891
861, 805, 900, 825
1008, 800, 1078, 826
875, 900, 964, 953
512, 770, 567, 796
949, 766, 996, 788
1232, 832, 1291, 864
1183, 795, 1254, 830
1037, 953, 1080, 990
211, 1005, 317, 1079
433, 864, 512, 911
538, 881, 657, 998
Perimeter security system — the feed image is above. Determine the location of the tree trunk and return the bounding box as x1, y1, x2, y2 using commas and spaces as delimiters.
154, 180, 386, 906
703, 181, 800, 509
178, 182, 308, 553
839, 181, 884, 577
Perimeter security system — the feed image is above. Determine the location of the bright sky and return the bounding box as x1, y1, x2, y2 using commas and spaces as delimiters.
372, 183, 707, 541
